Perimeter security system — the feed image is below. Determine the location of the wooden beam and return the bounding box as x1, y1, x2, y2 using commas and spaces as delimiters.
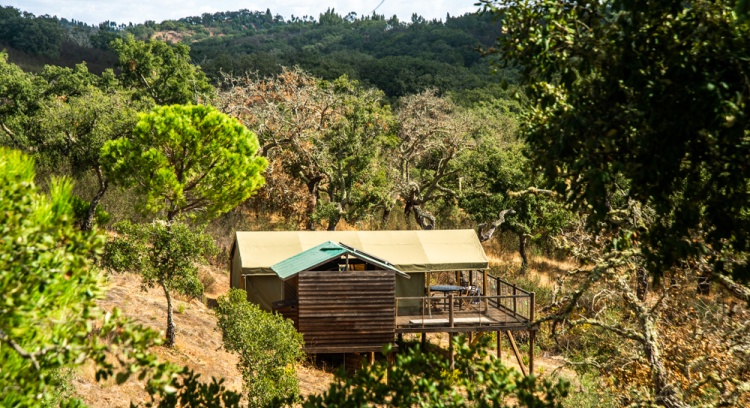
506, 331, 527, 376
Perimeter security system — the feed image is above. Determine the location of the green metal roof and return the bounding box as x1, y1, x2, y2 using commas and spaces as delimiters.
270, 241, 408, 280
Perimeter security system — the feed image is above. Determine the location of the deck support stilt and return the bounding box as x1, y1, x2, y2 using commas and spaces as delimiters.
421, 332, 427, 349
449, 293, 455, 370
506, 331, 527, 376
385, 349, 394, 384
529, 330, 536, 376
449, 332, 455, 370
496, 330, 502, 360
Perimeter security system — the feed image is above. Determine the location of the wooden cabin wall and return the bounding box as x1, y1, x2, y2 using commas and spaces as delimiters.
298, 270, 395, 353
284, 276, 299, 301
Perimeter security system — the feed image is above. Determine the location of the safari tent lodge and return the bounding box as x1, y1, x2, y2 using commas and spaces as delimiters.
230, 230, 538, 373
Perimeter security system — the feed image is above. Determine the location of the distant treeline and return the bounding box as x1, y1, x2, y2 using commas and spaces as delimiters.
0, 6, 513, 98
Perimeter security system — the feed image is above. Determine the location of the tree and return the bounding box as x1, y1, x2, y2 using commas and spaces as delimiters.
0, 146, 105, 405
215, 289, 304, 408
101, 104, 267, 223
313, 76, 395, 230
393, 90, 474, 229
36, 87, 139, 230
101, 104, 266, 347
541, 205, 750, 407
219, 69, 394, 230
0, 147, 240, 406
483, 0, 750, 282
301, 336, 568, 407
461, 143, 571, 269
218, 68, 333, 229
111, 34, 213, 105
483, 0, 750, 405
103, 221, 215, 348
0, 52, 44, 149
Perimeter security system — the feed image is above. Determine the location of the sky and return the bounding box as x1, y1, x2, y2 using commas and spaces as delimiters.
1, 1, 480, 26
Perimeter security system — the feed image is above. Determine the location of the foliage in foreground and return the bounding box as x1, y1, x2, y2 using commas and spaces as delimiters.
215, 289, 305, 408
303, 335, 568, 407
0, 147, 240, 406
483, 1, 750, 406
485, 0, 750, 282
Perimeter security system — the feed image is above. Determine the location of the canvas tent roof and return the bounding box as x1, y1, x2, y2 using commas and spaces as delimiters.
270, 241, 409, 280
234, 230, 488, 276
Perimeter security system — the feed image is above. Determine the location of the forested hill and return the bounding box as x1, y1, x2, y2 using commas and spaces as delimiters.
0, 6, 510, 98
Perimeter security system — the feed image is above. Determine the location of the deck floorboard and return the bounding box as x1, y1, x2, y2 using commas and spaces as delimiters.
396, 304, 530, 333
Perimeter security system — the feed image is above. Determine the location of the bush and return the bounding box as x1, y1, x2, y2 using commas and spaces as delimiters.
70, 194, 111, 228
215, 289, 305, 407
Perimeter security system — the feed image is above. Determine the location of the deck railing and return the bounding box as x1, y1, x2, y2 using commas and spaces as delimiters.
396, 288, 534, 331
486, 274, 534, 322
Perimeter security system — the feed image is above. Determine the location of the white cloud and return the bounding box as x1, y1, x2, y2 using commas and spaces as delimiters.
1, 0, 480, 26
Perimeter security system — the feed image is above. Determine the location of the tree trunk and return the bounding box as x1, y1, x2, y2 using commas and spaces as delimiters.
305, 176, 323, 231
696, 275, 710, 296
403, 200, 414, 229
162, 281, 176, 347
80, 168, 109, 232
519, 233, 528, 271
477, 209, 516, 242
327, 205, 342, 231
380, 206, 392, 226
710, 272, 750, 303
413, 205, 436, 230
641, 316, 688, 408
637, 268, 649, 301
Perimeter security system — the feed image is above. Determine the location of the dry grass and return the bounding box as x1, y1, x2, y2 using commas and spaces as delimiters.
482, 237, 577, 287
73, 266, 333, 406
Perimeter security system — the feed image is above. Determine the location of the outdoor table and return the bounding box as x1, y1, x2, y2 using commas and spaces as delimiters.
429, 285, 467, 310
430, 285, 467, 294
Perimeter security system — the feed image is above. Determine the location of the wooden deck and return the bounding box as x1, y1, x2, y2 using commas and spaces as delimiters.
395, 291, 536, 334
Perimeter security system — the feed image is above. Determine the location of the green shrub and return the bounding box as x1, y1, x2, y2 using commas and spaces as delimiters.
302, 335, 569, 407
215, 289, 305, 408
70, 194, 111, 228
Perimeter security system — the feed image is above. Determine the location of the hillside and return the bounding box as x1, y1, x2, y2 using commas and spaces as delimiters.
73, 249, 583, 406
73, 268, 333, 407
0, 5, 512, 99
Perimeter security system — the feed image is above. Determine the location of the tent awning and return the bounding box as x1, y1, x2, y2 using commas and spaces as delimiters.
235, 230, 488, 276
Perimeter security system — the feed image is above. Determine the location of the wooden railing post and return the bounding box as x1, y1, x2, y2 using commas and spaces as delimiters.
512, 284, 517, 318
448, 294, 454, 327
530, 292, 535, 322
483, 270, 489, 311
529, 292, 536, 376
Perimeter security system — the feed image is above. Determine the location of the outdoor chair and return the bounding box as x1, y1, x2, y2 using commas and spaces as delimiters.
456, 286, 481, 310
